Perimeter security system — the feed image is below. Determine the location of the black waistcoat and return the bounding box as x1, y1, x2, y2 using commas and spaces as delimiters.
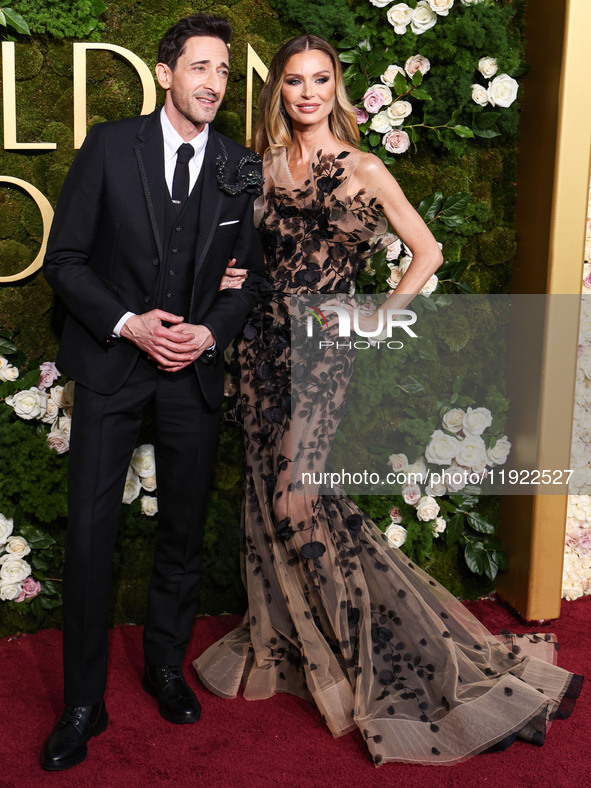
155, 171, 204, 318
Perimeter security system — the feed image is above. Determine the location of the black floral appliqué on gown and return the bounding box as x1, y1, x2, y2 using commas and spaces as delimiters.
194, 148, 582, 765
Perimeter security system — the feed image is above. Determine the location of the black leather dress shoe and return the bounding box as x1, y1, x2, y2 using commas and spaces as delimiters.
142, 664, 201, 724
40, 700, 108, 771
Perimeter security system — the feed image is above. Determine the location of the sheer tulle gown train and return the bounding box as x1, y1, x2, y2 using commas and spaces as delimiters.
194, 148, 582, 765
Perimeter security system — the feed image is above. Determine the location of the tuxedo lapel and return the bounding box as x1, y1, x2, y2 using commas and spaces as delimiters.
193, 130, 224, 281
134, 110, 167, 263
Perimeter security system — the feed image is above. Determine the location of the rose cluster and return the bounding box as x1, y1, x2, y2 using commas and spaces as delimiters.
0, 354, 19, 382
385, 237, 439, 296
563, 497, 591, 600
0, 514, 41, 603
384, 1, 485, 37
4, 363, 73, 455
123, 444, 159, 515
471, 57, 519, 109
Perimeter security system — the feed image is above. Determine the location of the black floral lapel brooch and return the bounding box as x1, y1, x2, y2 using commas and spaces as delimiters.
216, 152, 264, 196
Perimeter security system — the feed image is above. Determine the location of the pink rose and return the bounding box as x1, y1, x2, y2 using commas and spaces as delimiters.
355, 107, 369, 125
402, 484, 421, 505
15, 589, 27, 603
37, 361, 60, 391
383, 129, 411, 154
404, 54, 431, 77
389, 506, 403, 523
584, 273, 591, 289
22, 576, 41, 598
578, 345, 585, 357
363, 88, 387, 114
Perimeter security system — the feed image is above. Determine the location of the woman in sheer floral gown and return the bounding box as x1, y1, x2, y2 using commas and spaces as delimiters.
194, 36, 582, 765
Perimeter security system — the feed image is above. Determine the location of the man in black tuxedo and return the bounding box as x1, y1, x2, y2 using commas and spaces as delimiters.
41, 13, 264, 771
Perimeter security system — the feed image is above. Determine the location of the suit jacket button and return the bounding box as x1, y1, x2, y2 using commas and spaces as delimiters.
171, 247, 178, 254
152, 258, 159, 266
144, 296, 151, 304
166, 292, 172, 298
175, 226, 182, 232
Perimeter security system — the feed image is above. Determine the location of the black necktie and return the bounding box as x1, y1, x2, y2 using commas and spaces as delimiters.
171, 142, 194, 211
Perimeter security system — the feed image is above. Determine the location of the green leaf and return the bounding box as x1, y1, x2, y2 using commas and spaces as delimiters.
456, 281, 474, 293
32, 555, 49, 571
397, 376, 425, 394
441, 192, 470, 217
453, 125, 474, 139
30, 597, 44, 621
411, 88, 432, 101
91, 0, 107, 15
464, 541, 486, 574
412, 70, 423, 87
475, 111, 501, 129
337, 37, 358, 50
339, 50, 359, 64
393, 72, 408, 96
417, 192, 443, 221
2, 8, 30, 35
0, 337, 17, 354
0, 11, 6, 27
473, 128, 501, 139
369, 133, 380, 147
466, 512, 495, 534
445, 514, 465, 546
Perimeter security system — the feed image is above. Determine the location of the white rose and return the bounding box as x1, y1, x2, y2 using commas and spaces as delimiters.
387, 3, 413, 34
47, 428, 70, 455
407, 457, 427, 483
402, 484, 421, 505
387, 100, 413, 126
140, 496, 158, 517
386, 238, 402, 260
405, 54, 431, 77
425, 480, 447, 497
130, 444, 156, 478
385, 523, 407, 548
386, 265, 403, 290
0, 356, 19, 382
4, 535, 31, 558
0, 581, 24, 601
579, 316, 591, 342
420, 274, 438, 296
48, 385, 67, 409
443, 464, 468, 492
460, 0, 484, 5
434, 516, 447, 534
462, 406, 493, 436
416, 496, 440, 522
62, 380, 75, 416
486, 435, 511, 466
141, 475, 157, 492
122, 469, 141, 505
381, 64, 406, 88
0, 555, 31, 584
40, 397, 60, 424
478, 57, 498, 78
370, 0, 393, 5
471, 84, 489, 107
369, 110, 393, 133
411, 1, 438, 34
5, 387, 47, 420
0, 514, 14, 545
425, 429, 460, 464
388, 452, 409, 471
442, 408, 464, 434
487, 74, 519, 108
398, 255, 413, 275
455, 434, 487, 469
427, 0, 454, 16
58, 415, 72, 437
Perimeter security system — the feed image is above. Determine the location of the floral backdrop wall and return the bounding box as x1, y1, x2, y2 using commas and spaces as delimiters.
0, 0, 526, 636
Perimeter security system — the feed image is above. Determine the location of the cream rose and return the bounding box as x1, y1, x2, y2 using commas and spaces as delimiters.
0, 514, 14, 545
370, 110, 393, 133
0, 581, 24, 602
434, 516, 447, 534
426, 480, 447, 497
427, 0, 454, 16
442, 407, 464, 434
48, 385, 67, 409
420, 274, 438, 296
387, 3, 413, 34
131, 444, 156, 478
487, 74, 519, 108
58, 415, 72, 437
416, 496, 440, 522
40, 397, 59, 425
0, 356, 19, 382
141, 496, 158, 517
387, 100, 413, 126
425, 430, 460, 464
405, 54, 431, 78
122, 469, 141, 505
385, 238, 402, 260
460, 0, 484, 5
486, 435, 511, 465
455, 434, 487, 469
411, 1, 438, 34
384, 523, 407, 548
47, 428, 70, 455
443, 464, 468, 492
398, 255, 413, 275
471, 84, 489, 107
478, 57, 498, 78
388, 452, 409, 472
141, 475, 157, 492
4, 535, 31, 559
5, 387, 47, 421
407, 457, 427, 483
402, 484, 421, 505
0, 555, 31, 584
383, 130, 411, 154
370, 0, 393, 5
386, 265, 403, 290
381, 64, 406, 88
462, 406, 492, 436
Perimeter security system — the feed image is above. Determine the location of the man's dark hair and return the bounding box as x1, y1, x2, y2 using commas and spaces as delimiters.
158, 13, 233, 70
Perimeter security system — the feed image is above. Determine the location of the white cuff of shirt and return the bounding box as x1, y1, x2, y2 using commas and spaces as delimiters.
112, 311, 135, 337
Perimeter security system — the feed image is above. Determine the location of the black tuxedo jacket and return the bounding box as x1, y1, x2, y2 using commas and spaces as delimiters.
44, 109, 264, 408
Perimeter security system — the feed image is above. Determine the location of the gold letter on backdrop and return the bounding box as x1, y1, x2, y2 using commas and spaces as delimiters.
246, 44, 268, 147
2, 43, 57, 150
73, 43, 157, 148
0, 178, 54, 282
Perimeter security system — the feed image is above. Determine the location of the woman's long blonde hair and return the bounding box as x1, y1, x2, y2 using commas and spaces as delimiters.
253, 35, 360, 156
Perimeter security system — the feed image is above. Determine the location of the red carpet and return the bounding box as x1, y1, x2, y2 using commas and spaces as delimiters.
0, 596, 588, 788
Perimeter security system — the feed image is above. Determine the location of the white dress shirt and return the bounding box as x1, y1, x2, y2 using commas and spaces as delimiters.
112, 110, 210, 337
